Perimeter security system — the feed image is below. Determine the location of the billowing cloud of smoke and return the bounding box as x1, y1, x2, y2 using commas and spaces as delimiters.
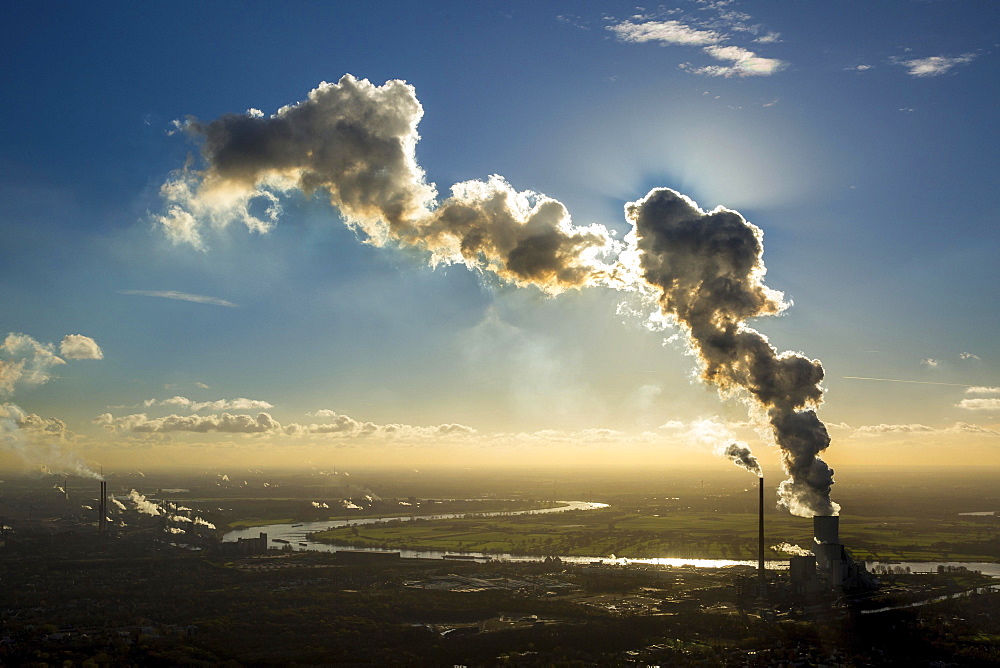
155, 75, 619, 294
154, 76, 838, 517
721, 442, 762, 477
772, 542, 813, 557
626, 189, 837, 517
112, 497, 128, 511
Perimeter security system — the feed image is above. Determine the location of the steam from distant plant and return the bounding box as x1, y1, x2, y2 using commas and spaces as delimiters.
153, 75, 839, 517
128, 489, 162, 516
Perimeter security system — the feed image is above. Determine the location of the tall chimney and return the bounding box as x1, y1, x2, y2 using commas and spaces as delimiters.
758, 476, 765, 597
64, 477, 69, 501
98, 480, 106, 534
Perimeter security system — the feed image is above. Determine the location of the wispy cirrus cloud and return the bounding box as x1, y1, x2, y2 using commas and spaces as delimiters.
683, 44, 785, 78
118, 290, 239, 308
606, 4, 786, 78
608, 19, 723, 46
894, 53, 976, 77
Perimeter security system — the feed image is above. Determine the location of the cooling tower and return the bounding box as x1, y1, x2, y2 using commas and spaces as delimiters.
814, 515, 839, 544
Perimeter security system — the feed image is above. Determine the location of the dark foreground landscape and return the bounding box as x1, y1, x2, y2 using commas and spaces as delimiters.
1, 467, 998, 666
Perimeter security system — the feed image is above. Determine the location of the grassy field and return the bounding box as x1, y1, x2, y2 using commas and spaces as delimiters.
222, 498, 563, 530
310, 505, 1000, 562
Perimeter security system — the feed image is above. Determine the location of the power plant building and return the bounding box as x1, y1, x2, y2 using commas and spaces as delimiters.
808, 516, 878, 592
220, 532, 269, 556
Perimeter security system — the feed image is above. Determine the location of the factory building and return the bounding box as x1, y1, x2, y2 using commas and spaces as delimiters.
220, 532, 269, 556
789, 516, 878, 593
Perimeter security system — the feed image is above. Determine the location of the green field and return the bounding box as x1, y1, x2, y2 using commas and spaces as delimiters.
222, 498, 562, 530
310, 506, 1000, 562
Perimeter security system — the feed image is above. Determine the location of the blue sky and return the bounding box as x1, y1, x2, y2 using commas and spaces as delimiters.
1, 0, 998, 478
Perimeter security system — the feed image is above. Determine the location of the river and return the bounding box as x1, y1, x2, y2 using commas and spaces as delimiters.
222, 502, 1000, 574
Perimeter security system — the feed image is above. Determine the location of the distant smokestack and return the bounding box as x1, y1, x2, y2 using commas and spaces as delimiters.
64, 477, 69, 501
98, 480, 107, 534
758, 476, 765, 596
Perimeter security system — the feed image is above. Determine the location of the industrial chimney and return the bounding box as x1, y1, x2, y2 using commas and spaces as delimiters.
758, 476, 765, 597
98, 480, 107, 535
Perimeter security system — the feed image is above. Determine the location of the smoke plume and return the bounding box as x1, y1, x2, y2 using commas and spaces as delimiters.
721, 442, 762, 477
626, 189, 837, 516
155, 75, 838, 517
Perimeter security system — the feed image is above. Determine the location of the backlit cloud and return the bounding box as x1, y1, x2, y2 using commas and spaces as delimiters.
966, 386, 1000, 395
119, 290, 239, 308
152, 75, 618, 295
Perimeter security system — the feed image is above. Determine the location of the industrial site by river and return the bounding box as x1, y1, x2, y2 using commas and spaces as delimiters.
221, 501, 1000, 576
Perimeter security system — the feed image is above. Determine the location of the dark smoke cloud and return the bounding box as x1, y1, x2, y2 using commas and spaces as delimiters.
155, 76, 839, 517
721, 442, 762, 477
626, 188, 837, 516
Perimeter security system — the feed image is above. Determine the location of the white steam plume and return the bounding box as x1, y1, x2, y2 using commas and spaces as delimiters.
720, 442, 762, 477
772, 542, 813, 556
154, 75, 840, 517
128, 489, 162, 516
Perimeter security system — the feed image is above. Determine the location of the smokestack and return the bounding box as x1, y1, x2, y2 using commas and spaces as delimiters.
64, 477, 69, 501
98, 480, 106, 535
758, 476, 765, 595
